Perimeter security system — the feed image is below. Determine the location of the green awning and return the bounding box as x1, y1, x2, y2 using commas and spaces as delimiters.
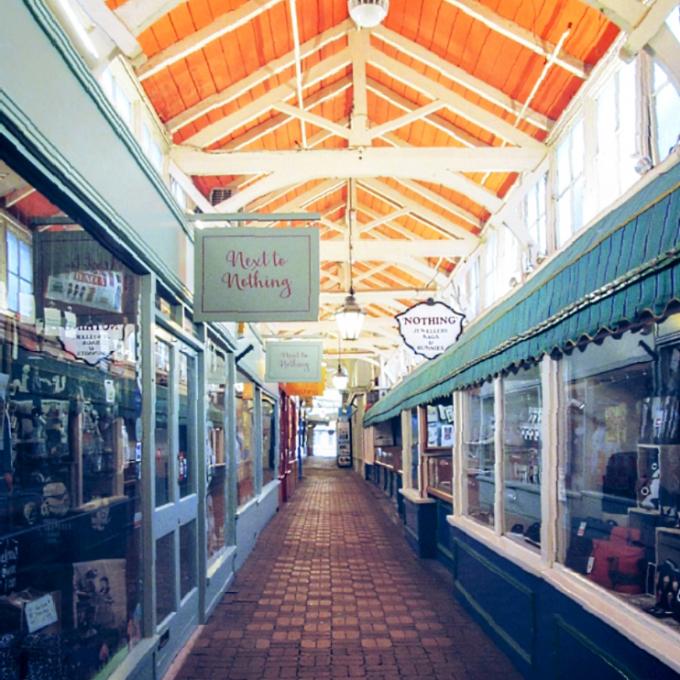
364, 161, 680, 427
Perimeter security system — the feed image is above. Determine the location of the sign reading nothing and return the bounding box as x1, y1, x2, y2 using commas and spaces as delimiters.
194, 227, 319, 322
396, 300, 465, 360
265, 340, 323, 383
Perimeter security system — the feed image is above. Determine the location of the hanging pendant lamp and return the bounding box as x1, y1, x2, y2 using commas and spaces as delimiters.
348, 0, 389, 28
332, 335, 350, 391
335, 179, 366, 341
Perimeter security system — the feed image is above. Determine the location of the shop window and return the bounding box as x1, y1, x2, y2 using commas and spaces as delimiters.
155, 339, 171, 507
423, 398, 454, 500
141, 123, 163, 175
169, 176, 187, 211
206, 346, 226, 561
262, 396, 276, 486
503, 364, 542, 550
464, 381, 495, 526
557, 313, 680, 627
235, 377, 255, 507
464, 257, 480, 319
0, 187, 144, 679
556, 118, 585, 247
5, 229, 33, 314
652, 61, 680, 162
482, 231, 497, 309
155, 532, 175, 623
179, 520, 197, 600
100, 67, 132, 128
410, 408, 420, 489
594, 61, 638, 212
524, 172, 548, 259
177, 351, 196, 499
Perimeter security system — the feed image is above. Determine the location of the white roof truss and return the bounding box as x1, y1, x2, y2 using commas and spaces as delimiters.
372, 25, 554, 132
442, 0, 588, 79
114, 0, 184, 36
136, 0, 284, 80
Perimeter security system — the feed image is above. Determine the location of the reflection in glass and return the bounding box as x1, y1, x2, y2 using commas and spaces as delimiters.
155, 532, 175, 623
464, 381, 495, 526
503, 365, 542, 549
180, 520, 197, 599
155, 339, 171, 506
206, 348, 226, 560
178, 351, 196, 499
236, 379, 255, 506
262, 397, 276, 486
558, 318, 680, 627
410, 409, 419, 489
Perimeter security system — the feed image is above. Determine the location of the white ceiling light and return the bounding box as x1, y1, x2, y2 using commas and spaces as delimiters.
332, 364, 349, 391
348, 0, 389, 28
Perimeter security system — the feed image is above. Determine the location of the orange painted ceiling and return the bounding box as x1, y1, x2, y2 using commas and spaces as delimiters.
110, 2, 618, 348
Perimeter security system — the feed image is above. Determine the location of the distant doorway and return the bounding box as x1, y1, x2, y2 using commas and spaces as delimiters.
311, 424, 337, 457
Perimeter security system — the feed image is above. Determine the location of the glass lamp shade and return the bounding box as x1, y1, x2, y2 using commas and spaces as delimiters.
335, 292, 366, 341
332, 365, 349, 391
348, 0, 389, 28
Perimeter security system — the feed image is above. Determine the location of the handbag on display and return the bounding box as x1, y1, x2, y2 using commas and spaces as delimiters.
588, 527, 645, 594
649, 559, 680, 618
565, 517, 617, 575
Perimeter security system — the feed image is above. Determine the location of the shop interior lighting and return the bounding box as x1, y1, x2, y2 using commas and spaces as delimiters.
348, 0, 389, 28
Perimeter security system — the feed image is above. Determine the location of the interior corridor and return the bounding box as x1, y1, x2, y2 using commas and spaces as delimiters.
173, 459, 520, 680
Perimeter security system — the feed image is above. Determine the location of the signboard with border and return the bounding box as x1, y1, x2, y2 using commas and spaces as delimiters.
194, 226, 319, 322
265, 340, 323, 383
395, 299, 465, 360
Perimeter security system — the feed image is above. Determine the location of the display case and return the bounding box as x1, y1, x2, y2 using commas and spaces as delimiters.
423, 399, 455, 452
503, 364, 542, 548
235, 376, 255, 507
464, 381, 496, 526
0, 220, 144, 680
425, 453, 453, 501
558, 315, 680, 628
262, 396, 276, 486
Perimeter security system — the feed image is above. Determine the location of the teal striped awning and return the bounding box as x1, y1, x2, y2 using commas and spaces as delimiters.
364, 161, 680, 427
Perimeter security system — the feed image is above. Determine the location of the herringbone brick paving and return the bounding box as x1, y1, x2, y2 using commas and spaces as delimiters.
175, 458, 521, 680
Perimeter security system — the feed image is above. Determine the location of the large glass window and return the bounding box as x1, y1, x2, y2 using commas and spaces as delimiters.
594, 62, 637, 212
262, 397, 276, 486
178, 351, 196, 499
503, 365, 542, 549
206, 346, 226, 561
558, 314, 680, 626
524, 172, 548, 258
235, 377, 255, 507
464, 381, 495, 526
556, 118, 585, 247
154, 339, 170, 507
653, 61, 680, 162
0, 188, 144, 680
410, 408, 419, 489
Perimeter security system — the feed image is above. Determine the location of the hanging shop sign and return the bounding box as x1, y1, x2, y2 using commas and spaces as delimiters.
283, 368, 327, 397
46, 270, 123, 313
395, 300, 465, 360
194, 227, 320, 322
265, 340, 323, 383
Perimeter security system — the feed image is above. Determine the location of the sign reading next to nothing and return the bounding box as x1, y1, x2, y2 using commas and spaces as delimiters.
265, 340, 323, 383
194, 227, 320, 322
396, 300, 465, 360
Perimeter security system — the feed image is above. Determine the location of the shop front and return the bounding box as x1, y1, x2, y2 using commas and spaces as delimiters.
364, 160, 680, 678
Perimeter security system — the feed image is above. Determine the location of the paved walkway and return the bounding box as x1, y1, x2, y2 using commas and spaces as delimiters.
175, 458, 520, 680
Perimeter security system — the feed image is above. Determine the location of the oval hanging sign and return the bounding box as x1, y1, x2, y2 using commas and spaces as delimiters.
395, 300, 465, 360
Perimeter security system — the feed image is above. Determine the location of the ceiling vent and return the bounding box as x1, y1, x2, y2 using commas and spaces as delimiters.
209, 187, 232, 205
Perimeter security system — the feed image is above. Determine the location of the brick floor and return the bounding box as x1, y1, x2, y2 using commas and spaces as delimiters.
174, 458, 521, 680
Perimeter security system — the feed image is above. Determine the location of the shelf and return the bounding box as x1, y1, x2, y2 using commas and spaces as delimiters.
427, 487, 453, 503
424, 447, 453, 454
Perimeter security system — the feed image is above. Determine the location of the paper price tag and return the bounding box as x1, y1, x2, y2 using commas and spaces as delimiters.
24, 594, 58, 633
577, 521, 587, 537
586, 556, 595, 574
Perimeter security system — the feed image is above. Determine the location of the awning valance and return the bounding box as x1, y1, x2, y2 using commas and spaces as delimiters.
364, 160, 680, 427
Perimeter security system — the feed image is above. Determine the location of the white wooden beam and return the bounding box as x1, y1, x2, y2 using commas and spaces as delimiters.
232, 178, 344, 212
372, 25, 553, 132
366, 78, 482, 148
349, 28, 371, 146
359, 178, 477, 246
272, 102, 351, 139
368, 101, 445, 140
76, 0, 142, 58
320, 289, 431, 303
369, 49, 545, 149
442, 0, 588, 79
583, 0, 680, 90
356, 208, 409, 234
167, 20, 352, 132
172, 145, 543, 177
184, 48, 351, 147
320, 239, 468, 261
114, 0, 183, 36
137, 0, 283, 80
